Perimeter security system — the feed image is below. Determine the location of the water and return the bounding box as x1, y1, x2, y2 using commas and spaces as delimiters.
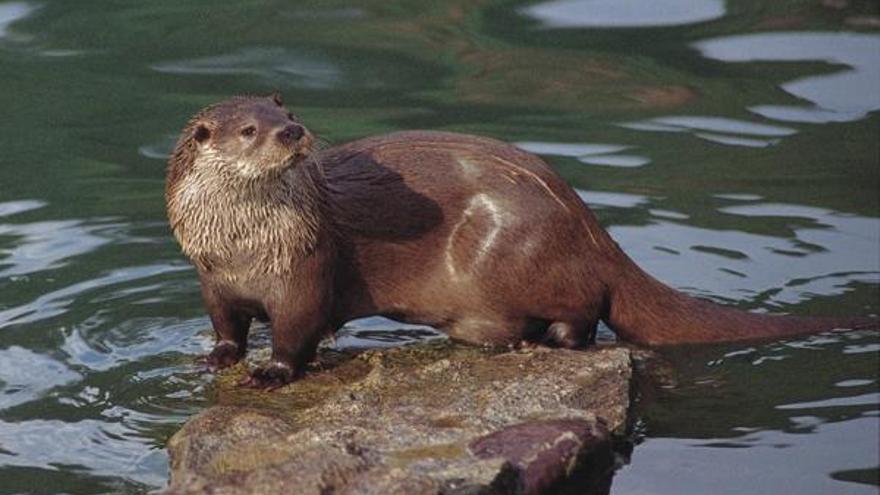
0, 0, 877, 493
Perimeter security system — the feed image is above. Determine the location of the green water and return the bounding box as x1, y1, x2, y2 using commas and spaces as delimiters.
0, 0, 877, 493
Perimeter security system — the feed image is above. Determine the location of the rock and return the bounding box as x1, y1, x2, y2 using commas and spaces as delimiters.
470, 419, 614, 494
164, 343, 632, 495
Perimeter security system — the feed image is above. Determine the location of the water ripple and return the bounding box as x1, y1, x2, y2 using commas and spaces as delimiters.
0, 219, 121, 278
522, 0, 725, 28
608, 202, 880, 304
614, 416, 879, 495
61, 316, 209, 372
0, 2, 35, 40
0, 346, 81, 410
695, 32, 880, 124
0, 416, 168, 487
0, 264, 188, 330
0, 199, 45, 218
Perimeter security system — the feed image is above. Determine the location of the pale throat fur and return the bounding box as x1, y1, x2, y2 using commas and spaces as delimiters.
167, 142, 321, 281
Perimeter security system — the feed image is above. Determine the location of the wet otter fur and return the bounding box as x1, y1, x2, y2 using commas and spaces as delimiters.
166, 95, 877, 388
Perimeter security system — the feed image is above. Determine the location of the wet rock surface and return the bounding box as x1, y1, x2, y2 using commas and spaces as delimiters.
164, 344, 632, 495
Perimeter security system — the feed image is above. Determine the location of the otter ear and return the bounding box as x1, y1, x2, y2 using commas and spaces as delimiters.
192, 124, 211, 144
270, 92, 284, 107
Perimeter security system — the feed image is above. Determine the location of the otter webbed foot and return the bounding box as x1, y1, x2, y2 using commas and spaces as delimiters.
240, 361, 297, 390
205, 340, 245, 371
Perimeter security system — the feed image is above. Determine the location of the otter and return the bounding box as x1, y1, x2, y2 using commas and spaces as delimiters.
166, 95, 876, 388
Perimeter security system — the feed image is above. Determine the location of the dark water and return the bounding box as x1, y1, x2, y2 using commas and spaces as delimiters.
0, 0, 878, 493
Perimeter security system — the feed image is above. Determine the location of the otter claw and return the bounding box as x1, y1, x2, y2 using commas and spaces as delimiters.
205, 341, 245, 371
240, 362, 296, 390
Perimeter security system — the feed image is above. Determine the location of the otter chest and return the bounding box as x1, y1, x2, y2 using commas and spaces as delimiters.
170, 182, 315, 279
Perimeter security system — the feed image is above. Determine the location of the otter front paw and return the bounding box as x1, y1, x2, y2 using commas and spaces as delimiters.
205, 340, 245, 371
240, 362, 296, 390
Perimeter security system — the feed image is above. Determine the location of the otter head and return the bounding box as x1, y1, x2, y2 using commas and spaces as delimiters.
169, 94, 314, 184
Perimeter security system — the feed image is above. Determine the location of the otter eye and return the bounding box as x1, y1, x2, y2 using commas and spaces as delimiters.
287, 113, 295, 121
240, 125, 257, 137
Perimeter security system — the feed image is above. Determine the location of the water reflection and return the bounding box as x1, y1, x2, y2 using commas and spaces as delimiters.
695, 32, 880, 124
0, 218, 120, 278
619, 330, 879, 494
335, 317, 442, 350
579, 154, 650, 167
714, 193, 762, 201
622, 31, 880, 153
575, 189, 650, 209
0, 1, 34, 39
151, 45, 432, 91
522, 0, 725, 28
516, 142, 629, 156
614, 416, 878, 495
0, 263, 186, 329
516, 141, 651, 168
576, 194, 880, 305
0, 199, 45, 218
649, 116, 797, 137
153, 47, 344, 90
0, 415, 169, 487
620, 116, 796, 148
843, 343, 880, 354
138, 140, 175, 161
281, 7, 365, 21
835, 379, 875, 388
0, 345, 80, 410
61, 316, 208, 372
777, 393, 880, 410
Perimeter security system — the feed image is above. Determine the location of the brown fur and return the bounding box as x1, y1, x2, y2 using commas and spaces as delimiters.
166, 96, 877, 387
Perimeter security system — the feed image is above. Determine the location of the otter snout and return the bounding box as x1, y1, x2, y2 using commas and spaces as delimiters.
277, 124, 306, 147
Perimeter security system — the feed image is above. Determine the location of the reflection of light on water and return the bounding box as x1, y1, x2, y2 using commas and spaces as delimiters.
715, 193, 762, 201
0, 346, 81, 410
335, 317, 442, 350
283, 7, 365, 20
623, 32, 880, 146
138, 140, 174, 160
842, 343, 880, 354
649, 209, 689, 220
619, 332, 879, 494
614, 416, 879, 495
695, 133, 779, 148
0, 2, 34, 39
61, 316, 207, 372
695, 32, 880, 123
648, 117, 796, 138
575, 188, 650, 209
522, 0, 725, 28
152, 47, 344, 90
0, 219, 120, 278
516, 141, 651, 168
777, 393, 880, 410
516, 141, 629, 156
619, 115, 796, 148
835, 379, 875, 388
579, 154, 650, 167
0, 416, 169, 487
0, 199, 45, 218
0, 263, 187, 329
608, 201, 880, 305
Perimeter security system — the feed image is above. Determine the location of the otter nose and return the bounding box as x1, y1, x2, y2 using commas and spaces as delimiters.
277, 124, 305, 146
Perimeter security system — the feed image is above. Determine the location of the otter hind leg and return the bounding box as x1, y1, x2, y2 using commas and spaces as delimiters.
444, 316, 528, 347
539, 320, 595, 348
443, 316, 596, 349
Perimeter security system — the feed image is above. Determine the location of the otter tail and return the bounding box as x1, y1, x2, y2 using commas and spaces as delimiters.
602, 255, 877, 346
